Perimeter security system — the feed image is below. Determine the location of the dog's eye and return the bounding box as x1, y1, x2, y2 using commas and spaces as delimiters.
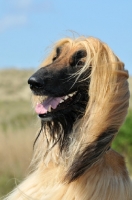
70, 50, 87, 67
76, 60, 85, 66
52, 47, 61, 62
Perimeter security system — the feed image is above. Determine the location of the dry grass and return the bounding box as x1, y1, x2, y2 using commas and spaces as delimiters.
0, 69, 38, 196
0, 129, 33, 175
0, 129, 35, 196
0, 103, 39, 196
0, 69, 34, 101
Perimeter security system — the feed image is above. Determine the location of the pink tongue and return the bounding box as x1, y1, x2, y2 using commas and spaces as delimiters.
35, 97, 63, 114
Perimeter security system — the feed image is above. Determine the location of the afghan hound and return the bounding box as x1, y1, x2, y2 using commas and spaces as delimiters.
5, 36, 132, 200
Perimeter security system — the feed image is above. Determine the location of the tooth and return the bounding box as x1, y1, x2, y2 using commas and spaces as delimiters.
48, 106, 51, 112
64, 96, 69, 100
60, 100, 64, 103
69, 93, 73, 97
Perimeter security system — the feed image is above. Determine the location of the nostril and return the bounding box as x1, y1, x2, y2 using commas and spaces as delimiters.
28, 76, 44, 90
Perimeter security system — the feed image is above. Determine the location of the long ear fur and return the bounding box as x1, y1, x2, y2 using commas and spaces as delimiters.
64, 37, 129, 182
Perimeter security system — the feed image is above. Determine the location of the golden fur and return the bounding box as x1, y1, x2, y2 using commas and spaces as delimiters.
4, 37, 132, 200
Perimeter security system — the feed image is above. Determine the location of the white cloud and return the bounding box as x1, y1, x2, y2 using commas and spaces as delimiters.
0, 14, 27, 33
10, 0, 32, 10
0, 0, 31, 33
0, 0, 53, 33
8, 0, 52, 13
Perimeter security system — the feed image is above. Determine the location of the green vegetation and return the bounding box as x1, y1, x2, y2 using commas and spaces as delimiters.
0, 173, 22, 197
113, 110, 132, 173
0, 100, 37, 197
0, 69, 132, 197
0, 100, 34, 131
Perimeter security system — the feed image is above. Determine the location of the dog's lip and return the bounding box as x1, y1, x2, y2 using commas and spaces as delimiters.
35, 91, 77, 116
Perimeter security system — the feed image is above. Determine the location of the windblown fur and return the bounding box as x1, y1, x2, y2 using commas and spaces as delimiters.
5, 37, 132, 200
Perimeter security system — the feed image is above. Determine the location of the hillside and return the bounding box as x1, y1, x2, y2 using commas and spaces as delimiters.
0, 69, 36, 196
0, 69, 34, 101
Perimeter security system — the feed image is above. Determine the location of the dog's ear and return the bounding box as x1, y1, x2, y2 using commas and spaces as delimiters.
65, 127, 116, 183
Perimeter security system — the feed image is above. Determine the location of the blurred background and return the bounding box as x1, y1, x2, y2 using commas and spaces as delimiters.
0, 0, 132, 197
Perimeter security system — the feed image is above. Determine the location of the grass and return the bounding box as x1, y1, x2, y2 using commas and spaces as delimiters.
0, 100, 39, 197
0, 68, 132, 197
113, 110, 132, 173
0, 129, 33, 196
0, 100, 34, 131
0, 69, 37, 197
0, 99, 38, 197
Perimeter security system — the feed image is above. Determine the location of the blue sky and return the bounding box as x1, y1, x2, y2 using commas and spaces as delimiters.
0, 0, 132, 74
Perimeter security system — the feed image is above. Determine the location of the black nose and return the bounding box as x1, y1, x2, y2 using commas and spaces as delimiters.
28, 76, 44, 90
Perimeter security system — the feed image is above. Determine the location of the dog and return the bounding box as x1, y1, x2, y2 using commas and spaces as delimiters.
5, 36, 132, 200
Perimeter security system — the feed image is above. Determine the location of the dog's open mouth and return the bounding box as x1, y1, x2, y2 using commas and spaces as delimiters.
35, 91, 78, 119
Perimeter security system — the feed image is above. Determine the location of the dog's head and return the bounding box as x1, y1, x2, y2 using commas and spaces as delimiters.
28, 38, 93, 151
28, 37, 129, 145
28, 37, 129, 182
28, 39, 91, 123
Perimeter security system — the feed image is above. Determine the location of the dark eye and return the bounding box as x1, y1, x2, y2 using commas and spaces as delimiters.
70, 50, 87, 67
76, 60, 84, 66
52, 47, 61, 62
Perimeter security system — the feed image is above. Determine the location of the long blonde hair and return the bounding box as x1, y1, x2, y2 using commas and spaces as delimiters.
32, 37, 129, 182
